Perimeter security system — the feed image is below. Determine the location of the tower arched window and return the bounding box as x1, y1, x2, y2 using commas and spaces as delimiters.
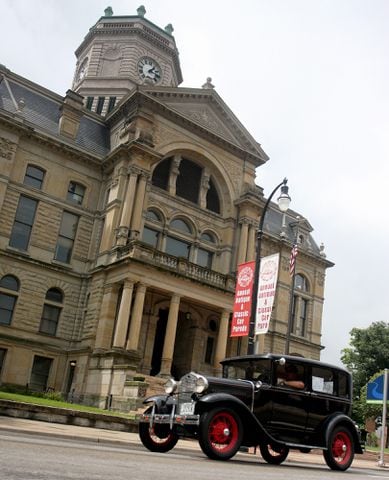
0, 275, 20, 326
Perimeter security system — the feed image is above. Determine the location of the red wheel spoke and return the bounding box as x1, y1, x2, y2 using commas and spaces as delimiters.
208, 412, 238, 452
331, 431, 352, 465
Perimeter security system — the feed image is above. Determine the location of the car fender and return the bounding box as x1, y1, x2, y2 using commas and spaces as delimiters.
322, 413, 363, 454
142, 394, 176, 412
196, 393, 281, 446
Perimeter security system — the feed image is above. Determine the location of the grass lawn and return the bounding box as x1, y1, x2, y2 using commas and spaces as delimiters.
0, 391, 135, 419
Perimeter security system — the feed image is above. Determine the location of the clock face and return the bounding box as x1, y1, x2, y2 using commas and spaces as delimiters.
138, 57, 161, 83
78, 67, 86, 80
77, 64, 87, 82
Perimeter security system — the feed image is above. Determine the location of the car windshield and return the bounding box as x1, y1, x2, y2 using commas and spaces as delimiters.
223, 359, 271, 383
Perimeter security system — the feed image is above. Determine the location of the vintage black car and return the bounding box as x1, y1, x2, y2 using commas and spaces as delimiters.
138, 354, 364, 471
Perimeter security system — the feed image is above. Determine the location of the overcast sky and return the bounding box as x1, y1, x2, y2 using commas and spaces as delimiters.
2, 0, 388, 365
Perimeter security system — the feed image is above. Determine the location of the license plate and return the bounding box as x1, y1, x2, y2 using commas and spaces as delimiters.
179, 402, 195, 415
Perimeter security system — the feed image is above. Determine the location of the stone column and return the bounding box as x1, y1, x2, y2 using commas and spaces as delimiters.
130, 172, 148, 239
126, 283, 147, 351
237, 219, 249, 265
199, 169, 210, 209
168, 155, 181, 196
213, 310, 230, 374
116, 167, 139, 246
142, 313, 158, 373
255, 334, 266, 354
112, 280, 134, 348
94, 284, 120, 350
247, 223, 257, 262
160, 294, 180, 376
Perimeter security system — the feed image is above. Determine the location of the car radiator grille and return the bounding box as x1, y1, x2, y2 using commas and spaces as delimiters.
177, 373, 197, 404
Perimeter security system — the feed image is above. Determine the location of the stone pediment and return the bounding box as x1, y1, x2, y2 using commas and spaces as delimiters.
141, 87, 269, 164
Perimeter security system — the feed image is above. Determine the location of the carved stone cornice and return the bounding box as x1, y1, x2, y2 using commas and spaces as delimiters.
0, 136, 17, 160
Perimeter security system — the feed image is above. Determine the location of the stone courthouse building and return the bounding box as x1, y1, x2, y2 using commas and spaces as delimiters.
0, 6, 332, 407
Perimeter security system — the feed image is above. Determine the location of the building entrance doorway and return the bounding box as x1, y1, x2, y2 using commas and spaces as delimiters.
150, 309, 194, 378
150, 308, 168, 376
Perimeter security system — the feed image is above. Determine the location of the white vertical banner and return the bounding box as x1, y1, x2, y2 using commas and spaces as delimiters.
255, 253, 280, 335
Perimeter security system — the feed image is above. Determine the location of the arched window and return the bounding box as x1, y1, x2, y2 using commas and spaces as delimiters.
291, 274, 309, 337
197, 231, 217, 269
24, 165, 45, 189
146, 209, 162, 222
166, 218, 193, 259
170, 218, 192, 234
294, 274, 308, 291
39, 288, 63, 336
142, 209, 163, 248
152, 158, 171, 191
206, 177, 220, 214
151, 156, 221, 215
201, 232, 216, 243
0, 275, 20, 325
176, 159, 202, 203
67, 181, 86, 205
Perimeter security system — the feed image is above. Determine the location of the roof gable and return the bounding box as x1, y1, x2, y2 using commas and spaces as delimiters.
119, 86, 269, 166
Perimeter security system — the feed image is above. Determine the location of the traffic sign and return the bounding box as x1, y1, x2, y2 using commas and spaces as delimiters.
367, 373, 389, 404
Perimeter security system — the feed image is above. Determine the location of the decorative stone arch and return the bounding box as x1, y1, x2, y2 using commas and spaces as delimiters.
39, 279, 74, 301
154, 142, 236, 217
0, 266, 26, 284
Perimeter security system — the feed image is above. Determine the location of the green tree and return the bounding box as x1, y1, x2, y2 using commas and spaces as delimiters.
341, 321, 389, 423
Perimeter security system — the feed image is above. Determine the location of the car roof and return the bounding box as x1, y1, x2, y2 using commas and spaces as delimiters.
221, 353, 350, 375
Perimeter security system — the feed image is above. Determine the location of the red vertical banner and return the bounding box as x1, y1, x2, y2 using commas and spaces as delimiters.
230, 261, 255, 337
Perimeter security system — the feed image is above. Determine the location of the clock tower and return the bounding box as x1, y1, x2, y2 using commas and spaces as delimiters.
72, 5, 183, 115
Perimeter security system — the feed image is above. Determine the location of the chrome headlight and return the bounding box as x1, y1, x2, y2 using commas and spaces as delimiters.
194, 375, 209, 394
164, 378, 178, 394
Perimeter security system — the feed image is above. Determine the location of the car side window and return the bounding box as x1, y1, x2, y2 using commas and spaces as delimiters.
338, 372, 350, 398
276, 363, 305, 390
312, 367, 334, 394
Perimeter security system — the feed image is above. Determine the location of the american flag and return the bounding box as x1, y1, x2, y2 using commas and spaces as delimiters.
289, 243, 298, 276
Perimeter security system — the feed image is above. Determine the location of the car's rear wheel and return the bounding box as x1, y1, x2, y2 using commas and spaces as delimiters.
259, 443, 289, 464
323, 426, 354, 471
199, 407, 243, 460
139, 407, 179, 453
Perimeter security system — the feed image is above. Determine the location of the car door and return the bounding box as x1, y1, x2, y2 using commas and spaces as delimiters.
305, 366, 351, 445
266, 361, 310, 443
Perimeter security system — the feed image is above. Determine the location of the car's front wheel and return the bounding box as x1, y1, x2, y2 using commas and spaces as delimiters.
139, 407, 179, 453
323, 426, 354, 471
259, 443, 289, 464
199, 407, 243, 460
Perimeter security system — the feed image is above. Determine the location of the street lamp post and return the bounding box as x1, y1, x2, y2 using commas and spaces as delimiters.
247, 178, 291, 355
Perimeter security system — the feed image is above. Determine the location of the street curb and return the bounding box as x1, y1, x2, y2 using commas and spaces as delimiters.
0, 399, 139, 432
